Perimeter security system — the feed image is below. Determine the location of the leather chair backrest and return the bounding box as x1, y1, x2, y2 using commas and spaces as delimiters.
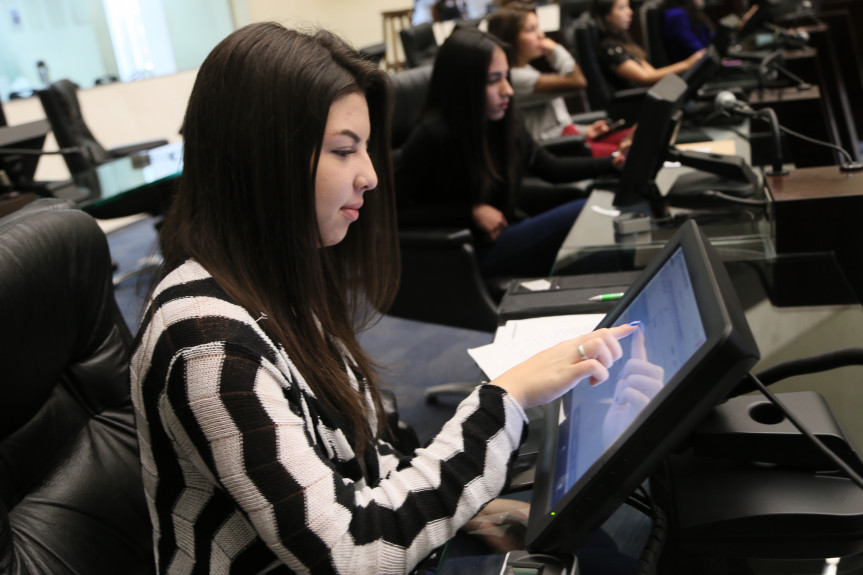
390, 65, 433, 150
0, 198, 154, 575
37, 79, 111, 174
399, 22, 439, 69
642, 1, 671, 68
572, 17, 616, 111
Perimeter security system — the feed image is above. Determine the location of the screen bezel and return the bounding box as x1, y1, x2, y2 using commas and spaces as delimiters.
525, 220, 760, 553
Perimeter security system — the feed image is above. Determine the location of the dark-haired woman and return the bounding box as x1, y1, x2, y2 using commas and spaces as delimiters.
661, 0, 714, 61
592, 0, 705, 90
130, 21, 637, 575
396, 28, 622, 279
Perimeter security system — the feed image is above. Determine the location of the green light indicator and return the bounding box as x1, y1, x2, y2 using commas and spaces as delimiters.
550, 512, 555, 516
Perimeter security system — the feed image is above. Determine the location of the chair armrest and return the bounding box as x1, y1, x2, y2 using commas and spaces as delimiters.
540, 134, 590, 157
570, 110, 609, 125
392, 227, 500, 332
398, 227, 474, 247
108, 139, 170, 158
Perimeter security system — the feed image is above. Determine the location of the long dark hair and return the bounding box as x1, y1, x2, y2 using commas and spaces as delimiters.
159, 22, 399, 450
425, 28, 519, 206
591, 0, 647, 60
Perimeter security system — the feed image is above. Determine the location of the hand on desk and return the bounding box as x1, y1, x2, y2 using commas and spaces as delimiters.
602, 327, 664, 447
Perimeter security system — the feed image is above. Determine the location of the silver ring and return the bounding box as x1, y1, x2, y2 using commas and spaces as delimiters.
578, 344, 588, 360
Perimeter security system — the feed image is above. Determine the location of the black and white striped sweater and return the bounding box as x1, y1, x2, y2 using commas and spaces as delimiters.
129, 260, 528, 574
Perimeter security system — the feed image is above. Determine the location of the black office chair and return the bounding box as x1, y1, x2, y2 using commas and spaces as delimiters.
641, 0, 671, 68
38, 79, 171, 285
387, 66, 503, 401
571, 15, 649, 123
0, 198, 154, 574
400, 22, 439, 69
37, 79, 168, 176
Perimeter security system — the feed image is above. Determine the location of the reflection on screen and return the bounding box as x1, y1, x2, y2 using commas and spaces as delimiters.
550, 247, 706, 508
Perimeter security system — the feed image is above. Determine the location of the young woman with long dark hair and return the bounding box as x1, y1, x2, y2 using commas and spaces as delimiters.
396, 28, 622, 279
130, 21, 637, 574
592, 0, 705, 90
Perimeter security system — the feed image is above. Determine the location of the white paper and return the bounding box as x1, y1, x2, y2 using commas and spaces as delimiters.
519, 278, 552, 292
468, 314, 605, 380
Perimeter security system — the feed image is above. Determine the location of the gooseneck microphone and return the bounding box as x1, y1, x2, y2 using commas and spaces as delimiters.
714, 90, 863, 174
714, 91, 787, 176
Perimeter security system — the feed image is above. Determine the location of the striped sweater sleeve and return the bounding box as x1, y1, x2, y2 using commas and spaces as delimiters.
130, 261, 528, 575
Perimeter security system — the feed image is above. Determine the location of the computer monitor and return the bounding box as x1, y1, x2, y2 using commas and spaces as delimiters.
525, 220, 761, 553
613, 74, 688, 208
0, 119, 51, 190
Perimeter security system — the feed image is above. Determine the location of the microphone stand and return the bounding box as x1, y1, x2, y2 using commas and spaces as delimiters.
756, 107, 789, 176
758, 50, 811, 91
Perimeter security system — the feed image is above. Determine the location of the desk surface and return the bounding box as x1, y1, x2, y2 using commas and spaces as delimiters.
553, 123, 772, 275
56, 142, 183, 217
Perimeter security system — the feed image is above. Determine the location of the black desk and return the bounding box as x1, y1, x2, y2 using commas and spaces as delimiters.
56, 141, 183, 219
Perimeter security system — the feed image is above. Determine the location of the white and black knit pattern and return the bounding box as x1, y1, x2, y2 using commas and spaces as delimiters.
129, 261, 528, 575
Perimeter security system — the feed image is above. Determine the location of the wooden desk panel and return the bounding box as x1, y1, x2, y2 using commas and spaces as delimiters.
766, 165, 863, 300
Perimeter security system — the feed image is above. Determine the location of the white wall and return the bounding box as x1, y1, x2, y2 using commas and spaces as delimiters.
246, 0, 412, 51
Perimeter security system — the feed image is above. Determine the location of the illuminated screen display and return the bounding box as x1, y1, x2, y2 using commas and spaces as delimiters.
549, 247, 706, 508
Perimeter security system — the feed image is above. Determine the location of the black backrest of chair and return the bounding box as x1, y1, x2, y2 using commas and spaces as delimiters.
390, 65, 433, 150
400, 22, 439, 69
559, 0, 592, 50
37, 79, 111, 174
0, 198, 153, 575
642, 2, 671, 68
573, 18, 616, 111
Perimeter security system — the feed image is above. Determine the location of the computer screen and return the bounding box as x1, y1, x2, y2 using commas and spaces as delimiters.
0, 119, 51, 189
612, 74, 688, 208
525, 220, 760, 553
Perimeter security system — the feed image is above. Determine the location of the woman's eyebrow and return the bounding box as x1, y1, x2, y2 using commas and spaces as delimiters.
330, 129, 361, 143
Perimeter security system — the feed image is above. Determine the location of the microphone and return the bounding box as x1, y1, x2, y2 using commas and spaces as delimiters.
714, 91, 863, 174
713, 91, 788, 176
714, 90, 752, 115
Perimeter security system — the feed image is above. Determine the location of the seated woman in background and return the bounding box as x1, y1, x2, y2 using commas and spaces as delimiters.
395, 28, 623, 279
130, 20, 640, 575
592, 0, 706, 90
488, 2, 630, 158
661, 0, 714, 62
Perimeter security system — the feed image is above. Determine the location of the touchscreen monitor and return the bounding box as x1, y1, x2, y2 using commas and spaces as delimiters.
525, 220, 760, 553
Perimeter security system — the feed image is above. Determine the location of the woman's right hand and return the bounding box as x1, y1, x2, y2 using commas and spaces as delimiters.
491, 324, 638, 410
472, 203, 508, 242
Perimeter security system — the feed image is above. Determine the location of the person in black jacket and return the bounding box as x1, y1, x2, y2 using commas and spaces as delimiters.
396, 28, 623, 278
